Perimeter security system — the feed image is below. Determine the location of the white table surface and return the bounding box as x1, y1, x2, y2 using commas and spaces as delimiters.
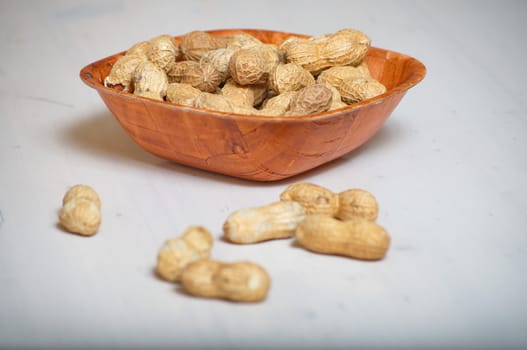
1, 0, 526, 349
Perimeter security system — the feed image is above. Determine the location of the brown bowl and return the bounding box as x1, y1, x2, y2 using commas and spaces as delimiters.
80, 29, 426, 181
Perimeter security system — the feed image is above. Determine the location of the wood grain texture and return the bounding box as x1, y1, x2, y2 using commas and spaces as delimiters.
80, 29, 426, 181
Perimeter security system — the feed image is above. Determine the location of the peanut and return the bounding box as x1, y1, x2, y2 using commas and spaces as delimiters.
278, 36, 303, 58
156, 226, 213, 282
285, 84, 333, 116
223, 201, 306, 243
280, 182, 339, 216
193, 92, 234, 113
337, 189, 379, 221
268, 63, 315, 94
180, 31, 224, 61
283, 29, 371, 74
295, 215, 390, 260
104, 54, 147, 92
258, 44, 281, 77
146, 34, 179, 73
181, 260, 270, 302
225, 33, 263, 51
339, 78, 387, 104
221, 78, 267, 108
259, 91, 297, 116
62, 184, 101, 209
322, 29, 370, 66
228, 48, 268, 85
126, 40, 151, 58
180, 63, 223, 93
59, 184, 101, 236
199, 48, 234, 81
167, 61, 199, 83
166, 83, 201, 106
132, 61, 168, 101
316, 62, 372, 88
318, 83, 347, 111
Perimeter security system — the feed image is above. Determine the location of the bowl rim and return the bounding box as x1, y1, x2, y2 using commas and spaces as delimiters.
79, 28, 426, 123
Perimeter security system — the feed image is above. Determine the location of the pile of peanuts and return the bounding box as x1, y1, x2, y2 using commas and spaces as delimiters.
58, 182, 390, 303
104, 29, 386, 116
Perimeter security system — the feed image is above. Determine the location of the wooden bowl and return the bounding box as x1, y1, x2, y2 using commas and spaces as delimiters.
80, 29, 426, 181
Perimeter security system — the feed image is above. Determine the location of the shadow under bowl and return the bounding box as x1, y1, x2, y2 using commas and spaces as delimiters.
80, 28, 426, 181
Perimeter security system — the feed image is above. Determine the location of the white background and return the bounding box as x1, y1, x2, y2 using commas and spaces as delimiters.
1, 0, 526, 349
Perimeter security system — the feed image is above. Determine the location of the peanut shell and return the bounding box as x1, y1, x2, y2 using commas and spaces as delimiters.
193, 92, 233, 113
337, 189, 379, 221
166, 83, 201, 106
339, 78, 386, 104
59, 198, 101, 236
180, 63, 223, 93
228, 48, 267, 85
132, 61, 168, 101
295, 215, 390, 260
181, 260, 270, 302
223, 201, 306, 244
62, 184, 101, 210
147, 35, 179, 73
104, 54, 147, 92
126, 40, 151, 58
199, 48, 234, 81
268, 63, 315, 94
221, 79, 267, 108
225, 33, 263, 51
286, 84, 333, 116
180, 31, 224, 61
280, 182, 339, 216
156, 226, 213, 282
316, 62, 372, 89
167, 61, 199, 83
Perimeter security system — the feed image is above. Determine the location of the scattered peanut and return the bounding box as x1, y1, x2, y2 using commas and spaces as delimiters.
280, 182, 339, 216
62, 184, 101, 209
156, 226, 213, 282
149, 182, 390, 303
59, 184, 101, 236
181, 260, 271, 302
223, 201, 306, 243
295, 215, 390, 260
337, 189, 379, 221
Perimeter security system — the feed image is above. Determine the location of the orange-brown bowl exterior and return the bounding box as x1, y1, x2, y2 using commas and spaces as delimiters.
80, 29, 426, 181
